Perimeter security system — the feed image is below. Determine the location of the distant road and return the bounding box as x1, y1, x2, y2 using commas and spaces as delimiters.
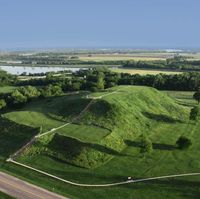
0, 172, 68, 199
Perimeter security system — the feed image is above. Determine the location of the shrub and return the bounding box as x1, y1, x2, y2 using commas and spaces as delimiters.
193, 90, 200, 104
0, 99, 6, 110
9, 90, 27, 107
190, 106, 200, 121
41, 84, 63, 97
176, 136, 192, 150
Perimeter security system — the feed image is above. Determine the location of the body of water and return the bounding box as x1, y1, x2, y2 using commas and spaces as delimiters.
0, 66, 85, 75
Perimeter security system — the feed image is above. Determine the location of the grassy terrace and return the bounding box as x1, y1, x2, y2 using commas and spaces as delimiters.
0, 86, 200, 199
164, 91, 196, 106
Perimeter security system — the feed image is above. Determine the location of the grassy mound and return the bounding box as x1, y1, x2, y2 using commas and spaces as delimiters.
17, 86, 189, 168
2, 88, 200, 199
47, 134, 122, 168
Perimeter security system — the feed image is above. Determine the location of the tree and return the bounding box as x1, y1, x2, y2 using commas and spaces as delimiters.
9, 90, 27, 106
176, 136, 192, 150
41, 84, 63, 97
190, 106, 200, 121
18, 86, 40, 100
140, 134, 153, 153
0, 99, 6, 110
193, 90, 200, 104
71, 82, 81, 91
96, 72, 105, 90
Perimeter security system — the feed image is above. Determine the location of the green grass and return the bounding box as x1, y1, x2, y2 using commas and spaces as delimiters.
57, 123, 110, 142
0, 86, 16, 93
1, 86, 200, 199
0, 192, 15, 199
4, 93, 90, 132
0, 117, 38, 161
164, 91, 196, 106
17, 86, 190, 168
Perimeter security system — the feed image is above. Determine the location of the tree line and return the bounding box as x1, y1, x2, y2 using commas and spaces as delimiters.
123, 55, 200, 71
13, 69, 200, 92
0, 84, 64, 109
1, 68, 200, 110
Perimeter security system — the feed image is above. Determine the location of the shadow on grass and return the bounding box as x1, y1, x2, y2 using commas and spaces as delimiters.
120, 178, 200, 199
125, 140, 177, 151
152, 143, 177, 150
49, 134, 127, 158
142, 112, 183, 123
0, 117, 38, 159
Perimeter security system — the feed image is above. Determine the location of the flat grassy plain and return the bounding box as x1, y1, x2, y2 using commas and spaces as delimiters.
78, 52, 200, 62
1, 86, 200, 199
111, 68, 183, 75
78, 52, 174, 61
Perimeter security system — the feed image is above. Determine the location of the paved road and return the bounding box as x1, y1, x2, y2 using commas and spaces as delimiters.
0, 172, 68, 199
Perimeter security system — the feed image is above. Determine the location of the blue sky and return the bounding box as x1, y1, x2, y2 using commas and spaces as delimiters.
0, 0, 199, 49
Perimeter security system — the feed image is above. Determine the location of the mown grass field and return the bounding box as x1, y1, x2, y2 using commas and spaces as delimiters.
111, 68, 183, 75
164, 91, 196, 106
4, 93, 88, 132
1, 86, 200, 199
0, 86, 16, 93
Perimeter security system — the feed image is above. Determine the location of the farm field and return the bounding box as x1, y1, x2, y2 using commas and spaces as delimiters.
79, 54, 167, 61
1, 86, 200, 199
111, 68, 183, 75
78, 52, 200, 62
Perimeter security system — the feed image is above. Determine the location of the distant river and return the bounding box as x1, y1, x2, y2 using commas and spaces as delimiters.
0, 65, 85, 75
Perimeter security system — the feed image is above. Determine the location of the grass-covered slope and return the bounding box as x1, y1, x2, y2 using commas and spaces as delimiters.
17, 86, 189, 168
2, 86, 200, 199
0, 117, 38, 162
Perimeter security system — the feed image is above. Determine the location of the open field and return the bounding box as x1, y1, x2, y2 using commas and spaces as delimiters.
183, 52, 200, 60
4, 93, 88, 132
111, 68, 183, 75
78, 52, 175, 61
78, 52, 200, 62
1, 86, 200, 198
0, 86, 16, 94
